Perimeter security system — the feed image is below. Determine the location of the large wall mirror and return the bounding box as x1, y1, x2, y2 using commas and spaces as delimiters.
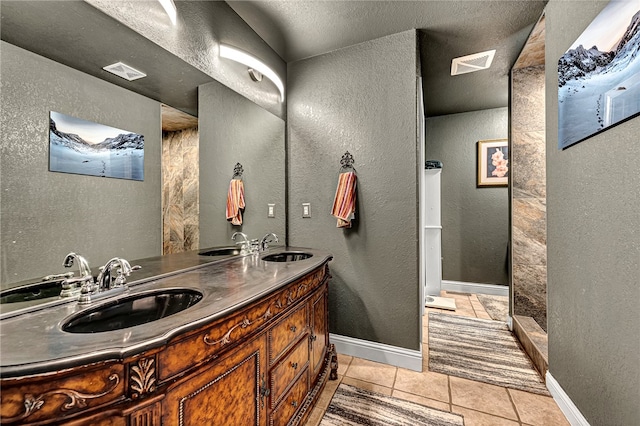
0, 1, 286, 288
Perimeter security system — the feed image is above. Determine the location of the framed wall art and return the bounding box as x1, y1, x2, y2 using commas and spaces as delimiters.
558, 1, 640, 149
477, 139, 509, 187
49, 111, 144, 181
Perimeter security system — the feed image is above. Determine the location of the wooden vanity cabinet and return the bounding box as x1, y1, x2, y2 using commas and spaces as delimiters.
0, 264, 335, 426
162, 333, 267, 425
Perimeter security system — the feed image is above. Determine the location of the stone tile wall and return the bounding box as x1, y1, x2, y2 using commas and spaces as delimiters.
162, 128, 199, 254
511, 65, 547, 331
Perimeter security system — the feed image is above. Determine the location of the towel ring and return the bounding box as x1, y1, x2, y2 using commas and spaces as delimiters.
232, 162, 244, 180
339, 151, 356, 173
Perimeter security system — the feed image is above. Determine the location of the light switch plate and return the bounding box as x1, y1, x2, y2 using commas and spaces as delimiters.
302, 203, 311, 218
268, 204, 275, 218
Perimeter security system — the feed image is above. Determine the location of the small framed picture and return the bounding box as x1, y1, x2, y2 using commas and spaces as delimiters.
477, 139, 508, 187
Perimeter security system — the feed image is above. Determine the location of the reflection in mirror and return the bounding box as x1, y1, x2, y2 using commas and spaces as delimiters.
0, 4, 286, 291
199, 81, 286, 247
161, 105, 200, 255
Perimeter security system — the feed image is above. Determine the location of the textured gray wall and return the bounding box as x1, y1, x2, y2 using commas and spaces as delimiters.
199, 81, 286, 247
0, 42, 161, 286
287, 31, 421, 350
87, 0, 286, 119
426, 109, 509, 285
546, 1, 640, 424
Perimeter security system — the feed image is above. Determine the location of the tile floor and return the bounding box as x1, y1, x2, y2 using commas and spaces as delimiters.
304, 291, 569, 426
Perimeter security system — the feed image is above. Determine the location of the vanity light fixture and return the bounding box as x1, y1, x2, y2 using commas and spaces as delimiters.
451, 49, 496, 76
219, 44, 285, 102
158, 0, 177, 25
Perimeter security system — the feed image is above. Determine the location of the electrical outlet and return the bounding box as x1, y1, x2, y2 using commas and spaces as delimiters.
302, 203, 311, 218
268, 204, 275, 218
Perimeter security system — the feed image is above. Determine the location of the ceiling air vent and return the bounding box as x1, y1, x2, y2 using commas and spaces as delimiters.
451, 50, 496, 76
103, 62, 147, 81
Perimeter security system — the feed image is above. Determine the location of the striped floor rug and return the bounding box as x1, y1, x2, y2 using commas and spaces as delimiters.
428, 313, 549, 395
320, 383, 464, 426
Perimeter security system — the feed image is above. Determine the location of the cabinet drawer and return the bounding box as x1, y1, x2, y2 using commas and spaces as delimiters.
269, 369, 309, 426
270, 338, 309, 405
0, 363, 124, 424
269, 304, 307, 363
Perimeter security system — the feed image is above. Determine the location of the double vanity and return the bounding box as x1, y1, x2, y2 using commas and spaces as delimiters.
0, 246, 335, 425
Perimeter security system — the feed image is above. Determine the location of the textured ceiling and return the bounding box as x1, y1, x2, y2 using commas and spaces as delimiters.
1, 1, 548, 119
0, 0, 212, 119
228, 0, 548, 116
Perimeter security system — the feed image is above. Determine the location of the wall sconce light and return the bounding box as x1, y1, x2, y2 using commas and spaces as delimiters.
219, 44, 285, 102
158, 0, 177, 25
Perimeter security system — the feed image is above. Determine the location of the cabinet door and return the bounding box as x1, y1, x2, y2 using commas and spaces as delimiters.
309, 284, 328, 383
162, 335, 267, 426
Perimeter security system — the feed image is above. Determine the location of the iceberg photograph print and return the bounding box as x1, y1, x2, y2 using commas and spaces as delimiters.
558, 0, 640, 149
49, 111, 144, 180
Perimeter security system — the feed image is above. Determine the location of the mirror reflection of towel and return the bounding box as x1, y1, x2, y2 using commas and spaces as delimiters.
226, 179, 245, 225
331, 172, 357, 228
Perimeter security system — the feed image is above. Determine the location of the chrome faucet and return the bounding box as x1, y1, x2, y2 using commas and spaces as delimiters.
259, 233, 279, 252
232, 232, 252, 255
78, 257, 140, 304
59, 252, 93, 298
96, 257, 140, 290
63, 252, 92, 277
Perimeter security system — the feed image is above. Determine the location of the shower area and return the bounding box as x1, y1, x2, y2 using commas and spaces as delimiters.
510, 14, 548, 377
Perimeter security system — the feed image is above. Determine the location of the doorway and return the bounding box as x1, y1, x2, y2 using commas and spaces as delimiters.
509, 13, 548, 376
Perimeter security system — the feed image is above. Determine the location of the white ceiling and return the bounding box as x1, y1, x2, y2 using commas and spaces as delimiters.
228, 0, 548, 116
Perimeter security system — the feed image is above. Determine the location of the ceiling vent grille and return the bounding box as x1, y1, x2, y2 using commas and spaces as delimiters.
103, 62, 147, 81
451, 50, 496, 76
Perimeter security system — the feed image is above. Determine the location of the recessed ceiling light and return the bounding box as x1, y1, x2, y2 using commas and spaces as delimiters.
103, 62, 147, 81
451, 50, 496, 76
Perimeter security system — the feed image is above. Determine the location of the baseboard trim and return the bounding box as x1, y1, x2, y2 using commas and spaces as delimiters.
329, 334, 422, 372
546, 372, 590, 426
441, 280, 509, 296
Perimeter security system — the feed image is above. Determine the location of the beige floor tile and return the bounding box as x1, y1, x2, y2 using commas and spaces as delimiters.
475, 311, 493, 320
344, 357, 397, 388
452, 406, 520, 426
336, 353, 352, 377
394, 367, 450, 403
341, 377, 393, 395
422, 343, 429, 371
304, 406, 325, 426
509, 389, 570, 426
454, 308, 477, 318
449, 376, 518, 420
471, 300, 487, 311
392, 390, 451, 412
316, 377, 342, 409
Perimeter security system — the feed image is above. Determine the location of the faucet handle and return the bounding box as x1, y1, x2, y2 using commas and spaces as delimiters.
43, 271, 75, 282
62, 275, 94, 299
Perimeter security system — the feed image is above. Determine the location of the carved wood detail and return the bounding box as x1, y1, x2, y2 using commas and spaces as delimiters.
204, 309, 272, 347
1, 262, 332, 425
130, 357, 157, 399
130, 402, 161, 426
1, 374, 120, 423
202, 267, 323, 350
